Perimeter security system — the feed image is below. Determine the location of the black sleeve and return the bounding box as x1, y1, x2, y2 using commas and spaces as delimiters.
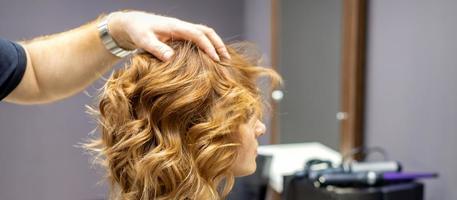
0, 37, 27, 101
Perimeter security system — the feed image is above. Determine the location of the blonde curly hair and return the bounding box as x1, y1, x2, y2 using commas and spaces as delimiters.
85, 41, 281, 200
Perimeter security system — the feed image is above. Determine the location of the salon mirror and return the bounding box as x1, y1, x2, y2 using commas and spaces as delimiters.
271, 0, 366, 154
274, 0, 342, 149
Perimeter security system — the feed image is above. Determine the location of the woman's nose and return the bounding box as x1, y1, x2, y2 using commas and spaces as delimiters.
255, 120, 266, 137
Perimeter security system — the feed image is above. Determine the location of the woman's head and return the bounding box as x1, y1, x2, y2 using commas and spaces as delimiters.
86, 41, 281, 200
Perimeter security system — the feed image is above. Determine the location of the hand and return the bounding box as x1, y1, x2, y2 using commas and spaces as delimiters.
108, 11, 230, 61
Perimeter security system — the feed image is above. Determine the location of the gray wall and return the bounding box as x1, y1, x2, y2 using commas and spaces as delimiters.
278, 0, 341, 150
243, 0, 272, 145
365, 0, 457, 199
0, 1, 244, 199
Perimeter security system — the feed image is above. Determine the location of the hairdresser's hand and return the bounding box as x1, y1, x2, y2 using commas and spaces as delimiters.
108, 11, 230, 61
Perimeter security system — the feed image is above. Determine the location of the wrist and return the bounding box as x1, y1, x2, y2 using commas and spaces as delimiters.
106, 11, 136, 50
97, 12, 137, 58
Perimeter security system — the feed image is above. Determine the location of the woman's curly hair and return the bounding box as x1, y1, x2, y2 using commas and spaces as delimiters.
84, 41, 281, 200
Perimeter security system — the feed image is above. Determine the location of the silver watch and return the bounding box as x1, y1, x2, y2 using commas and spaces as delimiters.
97, 14, 136, 58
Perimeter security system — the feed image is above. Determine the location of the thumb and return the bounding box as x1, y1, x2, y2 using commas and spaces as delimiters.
142, 38, 174, 61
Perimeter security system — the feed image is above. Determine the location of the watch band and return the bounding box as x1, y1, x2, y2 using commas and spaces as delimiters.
97, 14, 136, 58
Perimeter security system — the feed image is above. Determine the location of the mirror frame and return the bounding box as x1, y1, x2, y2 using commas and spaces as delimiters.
339, 0, 367, 159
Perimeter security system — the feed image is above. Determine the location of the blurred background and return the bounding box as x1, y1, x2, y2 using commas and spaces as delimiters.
0, 0, 456, 200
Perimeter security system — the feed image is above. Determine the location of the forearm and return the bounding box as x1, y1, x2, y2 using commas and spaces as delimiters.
7, 17, 119, 104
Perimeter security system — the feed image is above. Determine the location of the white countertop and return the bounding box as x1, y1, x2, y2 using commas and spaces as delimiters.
258, 142, 342, 192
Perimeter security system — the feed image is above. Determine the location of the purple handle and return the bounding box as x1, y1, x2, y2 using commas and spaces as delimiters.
383, 172, 438, 181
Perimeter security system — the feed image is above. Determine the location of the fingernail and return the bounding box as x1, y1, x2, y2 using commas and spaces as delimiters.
213, 53, 220, 62
164, 50, 174, 60
224, 53, 231, 59
222, 49, 231, 59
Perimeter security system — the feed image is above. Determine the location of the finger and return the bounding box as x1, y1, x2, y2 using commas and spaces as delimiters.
170, 22, 220, 61
139, 36, 174, 61
196, 24, 230, 60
